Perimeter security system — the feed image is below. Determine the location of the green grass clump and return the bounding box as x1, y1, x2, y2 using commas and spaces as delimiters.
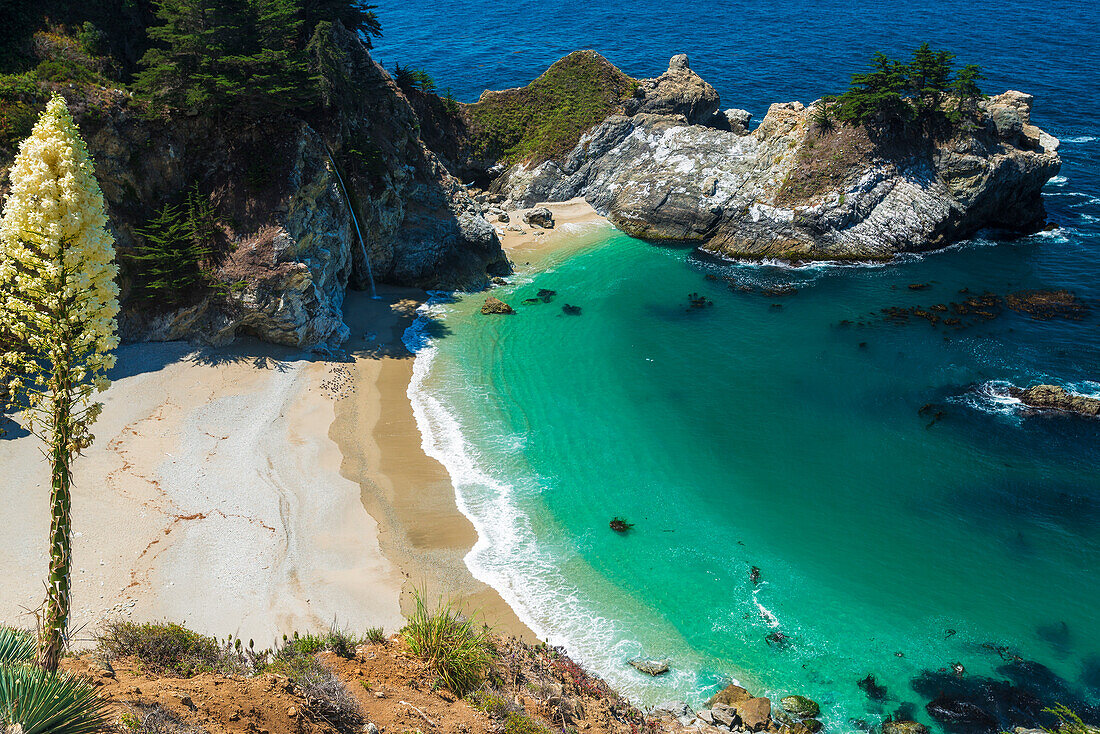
504, 712, 551, 734
0, 665, 110, 734
277, 625, 361, 659
465, 50, 637, 166
96, 621, 240, 677
401, 591, 494, 697
469, 690, 514, 719
364, 627, 387, 644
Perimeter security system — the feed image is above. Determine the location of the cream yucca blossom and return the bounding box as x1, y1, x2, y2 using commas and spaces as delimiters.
0, 93, 119, 671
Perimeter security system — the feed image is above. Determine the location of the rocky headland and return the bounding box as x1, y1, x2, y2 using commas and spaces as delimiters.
1, 22, 509, 350
428, 51, 1060, 264
2, 42, 1063, 349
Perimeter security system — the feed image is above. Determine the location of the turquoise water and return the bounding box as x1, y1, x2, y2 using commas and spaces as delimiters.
376, 0, 1100, 729
407, 221, 1100, 732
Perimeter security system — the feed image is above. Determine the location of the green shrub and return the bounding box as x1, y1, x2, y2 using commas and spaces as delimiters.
401, 591, 493, 696
265, 633, 363, 733
96, 621, 241, 677
504, 712, 550, 734
364, 627, 386, 645
469, 690, 514, 719
0, 627, 35, 666
0, 665, 110, 734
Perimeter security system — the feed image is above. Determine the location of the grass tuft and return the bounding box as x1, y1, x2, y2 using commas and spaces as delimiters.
364, 627, 387, 645
401, 590, 494, 697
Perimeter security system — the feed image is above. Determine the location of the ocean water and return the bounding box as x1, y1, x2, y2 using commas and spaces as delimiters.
379, 1, 1100, 731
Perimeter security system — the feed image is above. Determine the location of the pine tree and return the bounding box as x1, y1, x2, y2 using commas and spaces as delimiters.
908, 42, 955, 115
301, 0, 381, 46
135, 0, 313, 112
129, 188, 217, 303
836, 52, 910, 127
0, 94, 120, 671
950, 63, 986, 117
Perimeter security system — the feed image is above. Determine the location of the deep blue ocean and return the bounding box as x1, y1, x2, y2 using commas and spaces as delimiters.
376, 2, 1100, 732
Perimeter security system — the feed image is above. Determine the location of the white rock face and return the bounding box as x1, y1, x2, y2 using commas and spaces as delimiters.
494, 75, 1061, 262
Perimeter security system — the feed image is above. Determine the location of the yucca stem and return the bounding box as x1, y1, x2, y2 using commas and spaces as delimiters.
38, 256, 74, 673
38, 364, 72, 672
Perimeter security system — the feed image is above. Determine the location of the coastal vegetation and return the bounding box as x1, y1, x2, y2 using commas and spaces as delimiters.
0, 95, 120, 671
401, 590, 494, 696
0, 626, 110, 734
833, 43, 985, 129
464, 50, 639, 165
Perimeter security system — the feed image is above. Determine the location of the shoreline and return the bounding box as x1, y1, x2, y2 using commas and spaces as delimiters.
329, 287, 536, 640
0, 197, 612, 649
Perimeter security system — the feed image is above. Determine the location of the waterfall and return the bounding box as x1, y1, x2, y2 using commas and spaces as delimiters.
323, 146, 379, 299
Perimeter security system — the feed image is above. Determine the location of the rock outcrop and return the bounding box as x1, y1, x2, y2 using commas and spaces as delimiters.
481, 296, 515, 315
1011, 384, 1100, 417
5, 21, 509, 349
484, 54, 1060, 263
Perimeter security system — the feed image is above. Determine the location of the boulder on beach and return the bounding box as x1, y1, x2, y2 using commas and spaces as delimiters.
481, 296, 515, 315
523, 207, 555, 228
629, 658, 670, 676
1011, 384, 1100, 417
735, 697, 772, 732
708, 683, 752, 707
781, 695, 820, 719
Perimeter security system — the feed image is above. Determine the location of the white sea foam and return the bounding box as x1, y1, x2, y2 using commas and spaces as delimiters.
951, 380, 1025, 422
402, 297, 701, 703
1061, 135, 1097, 143
1048, 175, 1068, 185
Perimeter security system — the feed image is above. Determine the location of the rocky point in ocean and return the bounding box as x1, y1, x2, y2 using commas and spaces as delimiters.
1010, 385, 1100, 417
423, 50, 1061, 264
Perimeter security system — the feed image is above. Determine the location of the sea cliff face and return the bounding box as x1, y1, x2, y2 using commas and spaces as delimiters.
466, 54, 1060, 262
2, 22, 509, 349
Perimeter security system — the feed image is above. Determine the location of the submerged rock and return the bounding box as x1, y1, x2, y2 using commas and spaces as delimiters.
882, 721, 929, 734
781, 695, 820, 719
481, 296, 516, 315
1011, 384, 1100, 417
629, 658, 670, 676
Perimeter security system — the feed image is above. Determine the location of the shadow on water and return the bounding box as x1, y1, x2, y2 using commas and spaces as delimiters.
911, 657, 1100, 734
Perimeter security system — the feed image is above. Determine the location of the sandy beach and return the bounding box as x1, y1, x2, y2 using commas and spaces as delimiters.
0, 198, 610, 647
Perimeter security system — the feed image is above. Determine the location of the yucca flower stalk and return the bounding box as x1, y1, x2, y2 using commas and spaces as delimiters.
0, 94, 120, 671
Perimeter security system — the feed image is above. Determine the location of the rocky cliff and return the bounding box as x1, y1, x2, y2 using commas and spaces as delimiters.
3, 22, 509, 349
463, 53, 1060, 262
